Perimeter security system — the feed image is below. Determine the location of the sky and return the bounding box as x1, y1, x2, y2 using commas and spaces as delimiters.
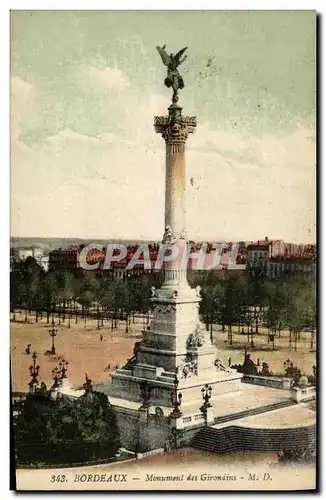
10, 10, 316, 243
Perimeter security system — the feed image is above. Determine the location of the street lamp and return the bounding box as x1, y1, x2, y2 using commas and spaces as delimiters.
284, 358, 291, 373
135, 382, 152, 455
52, 367, 61, 389
140, 383, 152, 413
83, 373, 93, 394
169, 374, 183, 450
59, 359, 69, 379
28, 351, 40, 393
48, 320, 58, 354
170, 375, 183, 418
200, 384, 212, 427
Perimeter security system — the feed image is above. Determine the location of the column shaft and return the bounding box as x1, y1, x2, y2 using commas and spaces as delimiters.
165, 142, 186, 235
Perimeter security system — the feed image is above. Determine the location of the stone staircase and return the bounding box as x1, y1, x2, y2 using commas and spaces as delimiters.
213, 398, 295, 426
191, 399, 316, 454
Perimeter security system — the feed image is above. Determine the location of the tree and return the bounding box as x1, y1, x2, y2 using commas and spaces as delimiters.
114, 280, 130, 333
77, 274, 99, 327
284, 280, 309, 351
14, 387, 120, 466
43, 272, 58, 323
222, 275, 247, 346
200, 280, 224, 341
305, 278, 317, 350
263, 280, 289, 350
55, 270, 77, 322
128, 277, 152, 327
99, 277, 116, 330
10, 257, 45, 321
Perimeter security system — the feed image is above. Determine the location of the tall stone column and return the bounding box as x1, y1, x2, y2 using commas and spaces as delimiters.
154, 103, 196, 288
109, 48, 243, 410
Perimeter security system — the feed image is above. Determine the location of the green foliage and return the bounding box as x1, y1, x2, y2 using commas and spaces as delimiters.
192, 271, 316, 345
10, 256, 316, 344
14, 390, 121, 466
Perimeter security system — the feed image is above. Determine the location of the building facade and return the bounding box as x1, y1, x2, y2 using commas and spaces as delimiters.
246, 237, 316, 279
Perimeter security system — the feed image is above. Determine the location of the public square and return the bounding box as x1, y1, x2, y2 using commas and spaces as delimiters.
11, 311, 316, 394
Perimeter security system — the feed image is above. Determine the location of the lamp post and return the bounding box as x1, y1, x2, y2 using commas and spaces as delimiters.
170, 375, 182, 418
200, 384, 212, 427
59, 359, 69, 379
28, 351, 40, 393
140, 382, 152, 416
284, 358, 291, 374
48, 320, 58, 354
83, 373, 93, 394
169, 374, 183, 450
136, 382, 152, 455
52, 367, 61, 389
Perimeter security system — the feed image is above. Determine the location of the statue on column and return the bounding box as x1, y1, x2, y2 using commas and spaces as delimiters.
156, 45, 188, 103
162, 225, 187, 244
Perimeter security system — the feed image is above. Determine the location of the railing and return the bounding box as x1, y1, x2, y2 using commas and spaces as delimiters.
242, 374, 287, 390
181, 413, 205, 427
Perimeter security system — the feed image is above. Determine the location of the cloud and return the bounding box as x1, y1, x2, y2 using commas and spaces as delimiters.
43, 129, 99, 145
11, 77, 35, 141
10, 89, 315, 243
10, 123, 165, 239
185, 123, 316, 242
88, 66, 129, 91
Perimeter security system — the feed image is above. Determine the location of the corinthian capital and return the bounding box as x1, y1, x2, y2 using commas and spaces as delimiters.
154, 115, 197, 143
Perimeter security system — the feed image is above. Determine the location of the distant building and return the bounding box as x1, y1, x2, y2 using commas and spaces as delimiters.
267, 256, 316, 279
49, 246, 82, 271
10, 247, 48, 271
48, 241, 246, 278
246, 237, 270, 277
270, 239, 285, 258
246, 237, 316, 279
39, 255, 49, 272
49, 244, 161, 278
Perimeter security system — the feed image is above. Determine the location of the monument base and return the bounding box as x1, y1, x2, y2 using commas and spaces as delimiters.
110, 366, 243, 408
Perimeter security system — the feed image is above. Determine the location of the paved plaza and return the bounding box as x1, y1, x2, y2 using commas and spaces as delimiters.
11, 312, 316, 395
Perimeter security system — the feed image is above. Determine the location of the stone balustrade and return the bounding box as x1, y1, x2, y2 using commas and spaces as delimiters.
291, 385, 316, 403
242, 374, 292, 390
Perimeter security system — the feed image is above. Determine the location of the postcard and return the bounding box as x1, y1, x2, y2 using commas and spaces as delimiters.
10, 10, 316, 492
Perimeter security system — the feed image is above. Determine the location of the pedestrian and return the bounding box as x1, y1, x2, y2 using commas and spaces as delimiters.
228, 356, 232, 367
257, 358, 260, 367
100, 334, 103, 342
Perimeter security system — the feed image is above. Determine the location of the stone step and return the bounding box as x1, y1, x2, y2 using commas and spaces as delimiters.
191, 426, 316, 454
190, 399, 315, 454
212, 398, 295, 426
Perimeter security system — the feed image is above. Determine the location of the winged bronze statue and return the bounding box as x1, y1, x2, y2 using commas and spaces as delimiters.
156, 45, 188, 102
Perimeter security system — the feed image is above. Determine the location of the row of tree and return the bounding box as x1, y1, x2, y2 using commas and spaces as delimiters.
197, 273, 316, 349
10, 257, 316, 349
10, 257, 160, 331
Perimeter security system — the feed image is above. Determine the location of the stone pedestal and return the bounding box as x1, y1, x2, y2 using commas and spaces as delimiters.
291, 385, 316, 403
109, 101, 242, 412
